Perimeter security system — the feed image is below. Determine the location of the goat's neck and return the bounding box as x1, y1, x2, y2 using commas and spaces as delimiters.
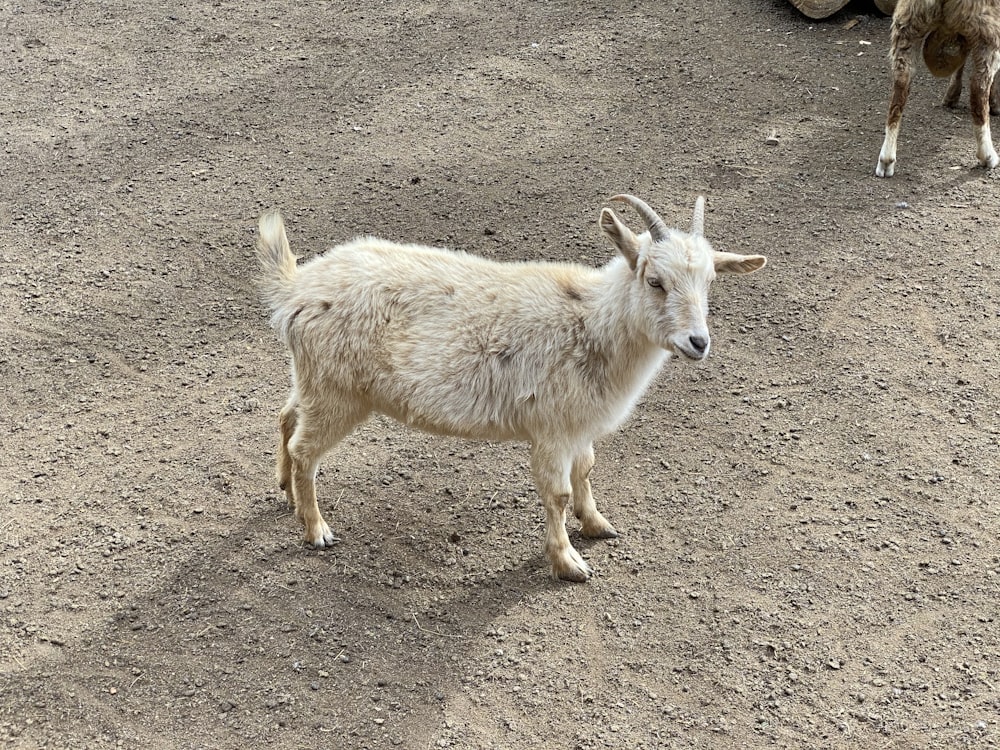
586, 257, 664, 380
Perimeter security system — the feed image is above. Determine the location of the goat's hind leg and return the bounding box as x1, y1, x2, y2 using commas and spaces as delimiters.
969, 47, 1000, 168
277, 397, 298, 509
531, 445, 591, 582
289, 401, 367, 549
876, 26, 918, 177
571, 445, 618, 540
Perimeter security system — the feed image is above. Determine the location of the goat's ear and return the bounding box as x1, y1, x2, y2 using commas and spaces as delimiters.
714, 252, 767, 274
599, 207, 640, 270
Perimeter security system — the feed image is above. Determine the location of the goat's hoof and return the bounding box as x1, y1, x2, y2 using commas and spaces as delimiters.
305, 522, 341, 549
551, 549, 592, 582
580, 522, 618, 540
586, 527, 619, 540
875, 160, 894, 178
558, 565, 592, 583
979, 152, 1000, 169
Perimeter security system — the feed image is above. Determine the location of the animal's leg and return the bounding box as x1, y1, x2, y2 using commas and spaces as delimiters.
571, 445, 618, 539
531, 445, 591, 582
945, 63, 1000, 114
277, 396, 298, 509
970, 47, 1000, 168
876, 27, 917, 177
288, 400, 367, 548
944, 62, 964, 109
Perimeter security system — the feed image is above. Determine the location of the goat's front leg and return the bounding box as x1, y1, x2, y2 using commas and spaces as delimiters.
571, 445, 618, 539
944, 63, 964, 109
876, 32, 916, 177
531, 445, 591, 582
943, 62, 1000, 114
970, 48, 1000, 169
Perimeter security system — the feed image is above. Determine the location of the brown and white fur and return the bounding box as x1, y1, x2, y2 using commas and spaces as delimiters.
256, 196, 766, 582
942, 58, 1000, 113
876, 0, 1000, 177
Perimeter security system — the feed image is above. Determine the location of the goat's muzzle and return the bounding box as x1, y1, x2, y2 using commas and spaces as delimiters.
671, 334, 711, 361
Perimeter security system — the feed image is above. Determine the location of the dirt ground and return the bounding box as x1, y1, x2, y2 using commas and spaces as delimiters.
2, 0, 999, 747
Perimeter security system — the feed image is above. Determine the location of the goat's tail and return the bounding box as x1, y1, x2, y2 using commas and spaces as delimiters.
256, 210, 298, 310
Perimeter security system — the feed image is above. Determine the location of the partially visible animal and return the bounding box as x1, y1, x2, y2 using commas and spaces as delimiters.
875, 0, 1000, 177
255, 196, 766, 582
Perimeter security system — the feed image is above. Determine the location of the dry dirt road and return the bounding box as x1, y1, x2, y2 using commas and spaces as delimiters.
2, 0, 998, 748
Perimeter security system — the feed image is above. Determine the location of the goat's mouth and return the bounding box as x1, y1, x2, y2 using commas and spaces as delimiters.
676, 347, 708, 362
669, 336, 710, 362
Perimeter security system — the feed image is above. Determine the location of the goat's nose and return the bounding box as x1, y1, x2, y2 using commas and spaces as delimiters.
689, 335, 709, 355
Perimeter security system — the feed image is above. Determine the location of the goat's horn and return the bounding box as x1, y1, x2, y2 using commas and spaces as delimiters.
609, 194, 669, 242
691, 196, 705, 236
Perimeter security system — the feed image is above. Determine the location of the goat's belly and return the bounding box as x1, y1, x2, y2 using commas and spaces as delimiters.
368, 379, 626, 446
374, 397, 528, 442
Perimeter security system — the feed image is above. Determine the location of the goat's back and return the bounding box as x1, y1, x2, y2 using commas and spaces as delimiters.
895, 0, 1000, 41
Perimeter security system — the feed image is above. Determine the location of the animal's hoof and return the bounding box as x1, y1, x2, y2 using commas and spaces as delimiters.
556, 564, 592, 583
582, 524, 618, 540
551, 548, 593, 582
980, 152, 1000, 169
875, 160, 894, 178
306, 522, 341, 548
578, 509, 618, 539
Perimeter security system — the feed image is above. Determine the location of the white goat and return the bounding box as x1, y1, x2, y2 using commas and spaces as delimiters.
876, 0, 1000, 177
256, 196, 766, 582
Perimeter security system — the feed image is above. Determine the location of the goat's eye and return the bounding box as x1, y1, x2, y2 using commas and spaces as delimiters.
647, 277, 662, 289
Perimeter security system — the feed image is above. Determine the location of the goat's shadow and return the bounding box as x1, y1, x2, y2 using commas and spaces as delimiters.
6, 491, 585, 737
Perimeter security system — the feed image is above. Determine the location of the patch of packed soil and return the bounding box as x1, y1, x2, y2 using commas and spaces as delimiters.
2, 0, 998, 748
